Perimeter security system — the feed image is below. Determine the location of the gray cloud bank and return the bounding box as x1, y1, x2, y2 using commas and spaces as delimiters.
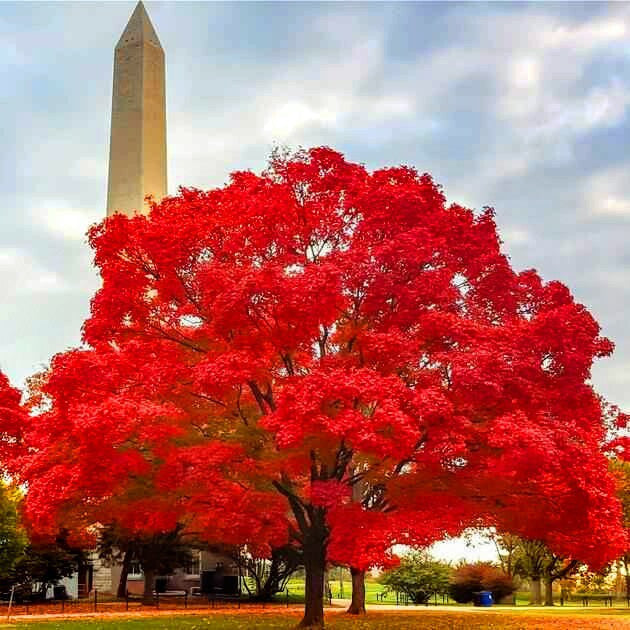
2, 1, 630, 408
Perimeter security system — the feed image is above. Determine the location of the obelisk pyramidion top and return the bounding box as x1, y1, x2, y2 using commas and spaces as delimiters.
116, 1, 162, 50
106, 1, 167, 217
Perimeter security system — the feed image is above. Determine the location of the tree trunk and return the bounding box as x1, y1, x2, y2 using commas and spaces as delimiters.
615, 560, 624, 600
117, 550, 131, 599
346, 567, 366, 615
544, 578, 554, 606
530, 577, 542, 605
624, 556, 630, 600
142, 568, 155, 606
297, 511, 327, 629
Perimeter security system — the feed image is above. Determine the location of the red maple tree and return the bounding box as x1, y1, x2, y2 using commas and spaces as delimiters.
4, 148, 626, 628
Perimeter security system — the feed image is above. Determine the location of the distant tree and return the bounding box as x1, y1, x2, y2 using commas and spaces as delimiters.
230, 544, 302, 602
0, 483, 26, 583
610, 458, 630, 599
0, 481, 80, 601
487, 531, 520, 579
9, 533, 85, 600
573, 563, 614, 594
511, 538, 578, 606
98, 523, 191, 604
379, 552, 451, 604
449, 562, 516, 604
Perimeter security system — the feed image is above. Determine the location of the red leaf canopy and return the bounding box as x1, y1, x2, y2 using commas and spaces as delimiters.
6, 147, 625, 570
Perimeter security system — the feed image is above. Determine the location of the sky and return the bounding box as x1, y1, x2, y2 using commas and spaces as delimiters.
3, 0, 630, 521
8, 0, 630, 564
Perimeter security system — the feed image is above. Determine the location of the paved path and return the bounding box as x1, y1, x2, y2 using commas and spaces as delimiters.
331, 598, 627, 613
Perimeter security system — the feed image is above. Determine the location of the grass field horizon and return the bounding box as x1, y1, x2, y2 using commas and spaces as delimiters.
2, 607, 630, 630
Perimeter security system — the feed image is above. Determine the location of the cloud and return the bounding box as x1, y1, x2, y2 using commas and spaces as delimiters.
413, 7, 630, 185
263, 101, 338, 141
0, 248, 68, 295
509, 57, 541, 90
584, 164, 630, 217
540, 16, 627, 51
166, 11, 397, 188
73, 156, 107, 179
595, 196, 630, 217
33, 202, 100, 241
501, 227, 533, 248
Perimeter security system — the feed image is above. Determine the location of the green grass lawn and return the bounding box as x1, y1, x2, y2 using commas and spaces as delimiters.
286, 576, 391, 604
4, 608, 630, 630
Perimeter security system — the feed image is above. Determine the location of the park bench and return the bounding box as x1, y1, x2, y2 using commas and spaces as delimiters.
389, 590, 449, 606
560, 594, 615, 607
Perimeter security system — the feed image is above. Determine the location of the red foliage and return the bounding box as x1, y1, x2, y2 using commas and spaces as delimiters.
1, 147, 626, 624
0, 372, 25, 464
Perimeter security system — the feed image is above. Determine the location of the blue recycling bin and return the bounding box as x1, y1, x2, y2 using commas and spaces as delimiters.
475, 591, 493, 607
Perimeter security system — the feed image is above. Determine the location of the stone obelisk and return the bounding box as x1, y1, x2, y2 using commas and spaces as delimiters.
106, 1, 167, 216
